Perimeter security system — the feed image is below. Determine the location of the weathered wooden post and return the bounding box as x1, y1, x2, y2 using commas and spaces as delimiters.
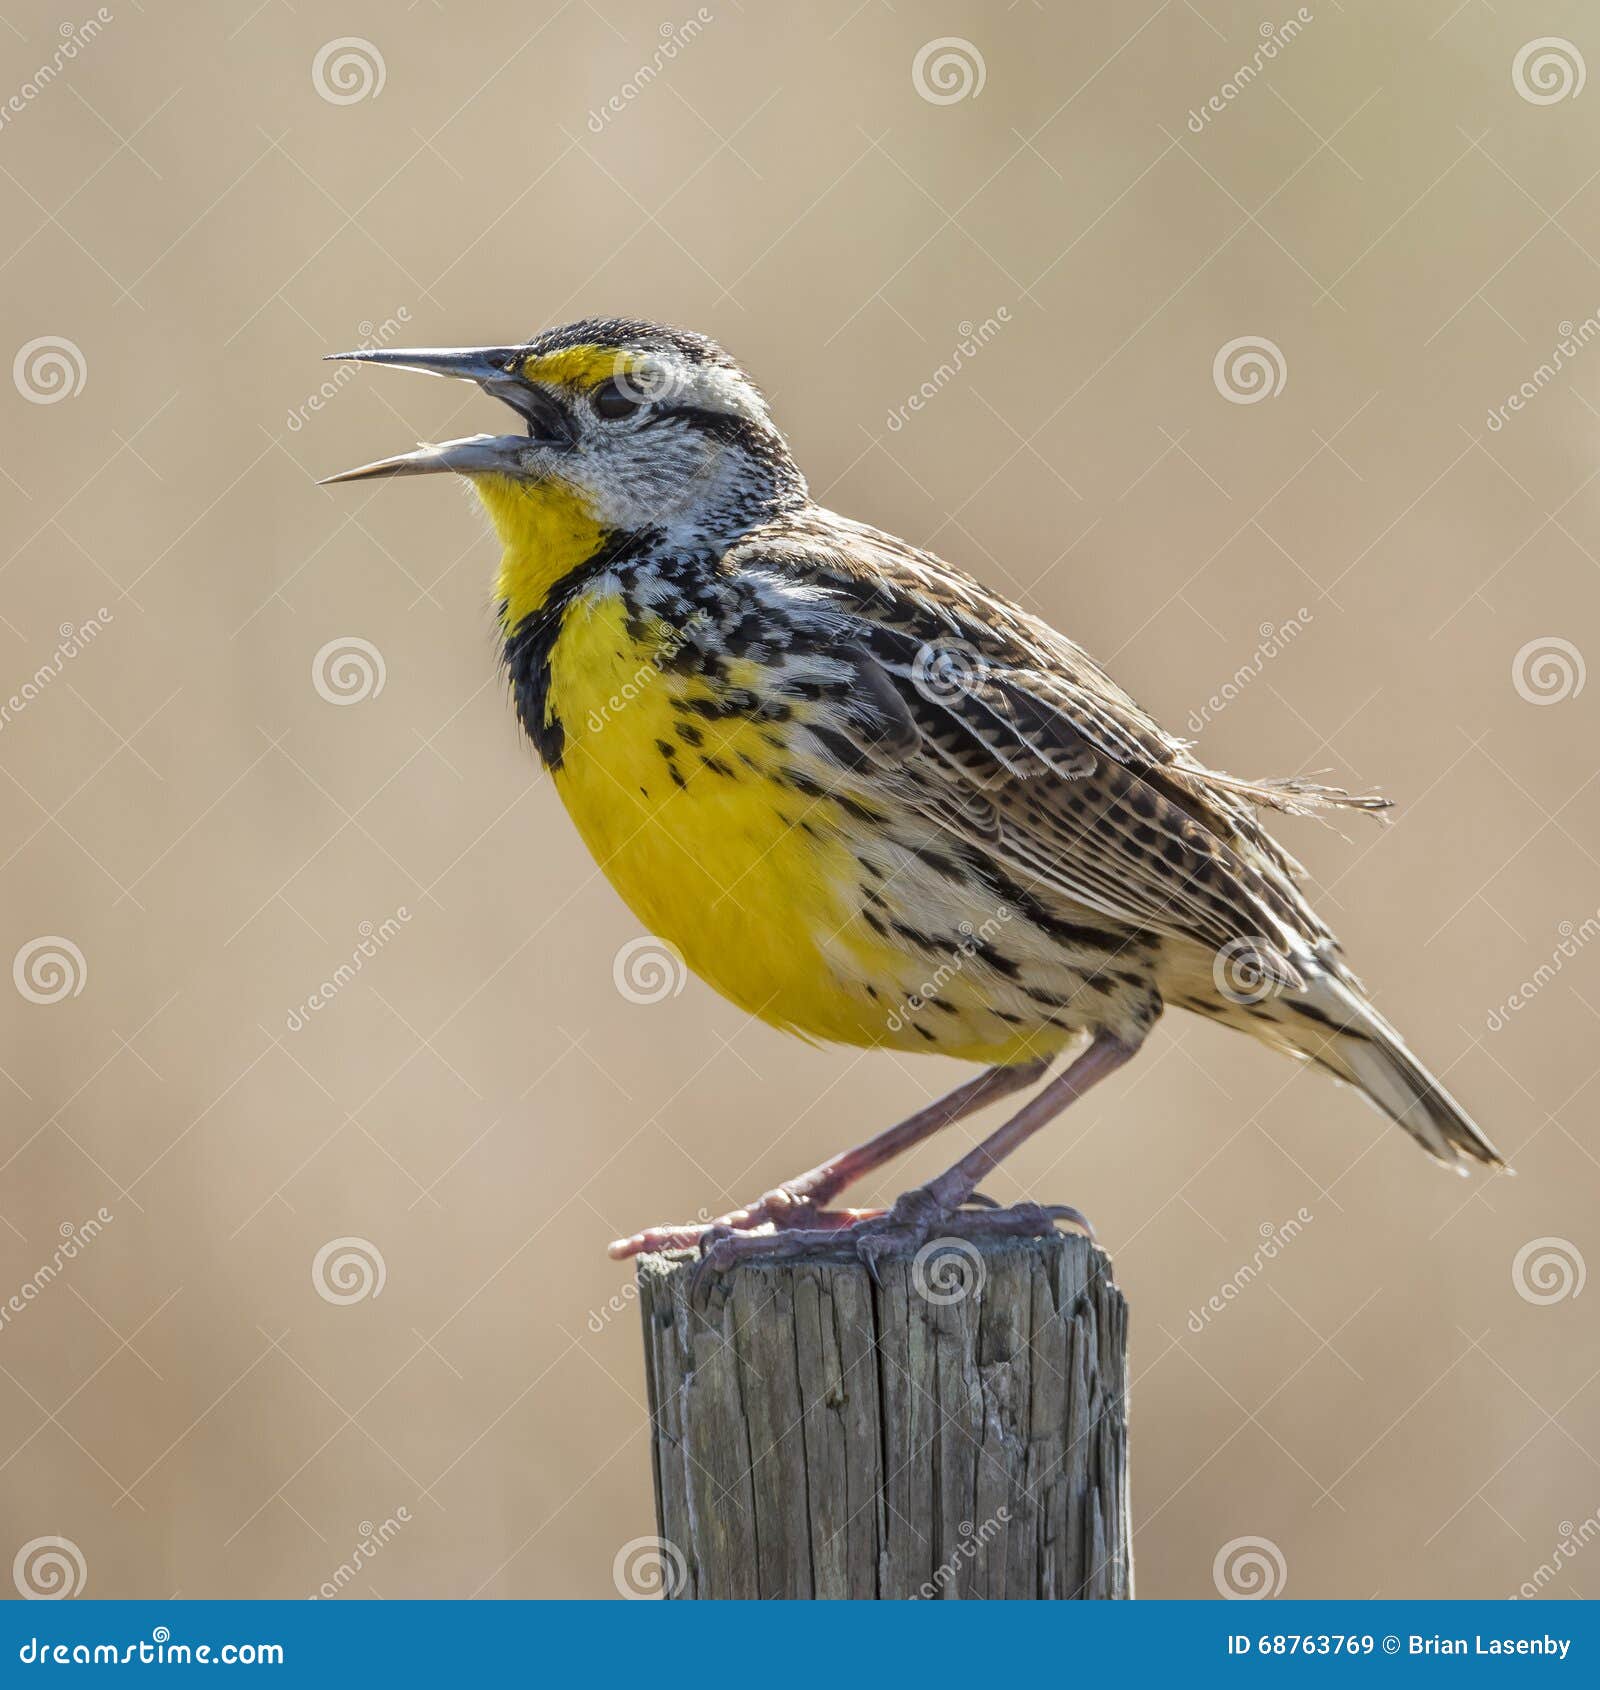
636, 1230, 1131, 1599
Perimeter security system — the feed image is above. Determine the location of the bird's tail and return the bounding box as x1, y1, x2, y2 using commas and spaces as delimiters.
1287, 974, 1505, 1171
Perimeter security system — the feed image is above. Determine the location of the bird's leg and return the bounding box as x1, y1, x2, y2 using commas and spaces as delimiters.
695, 1031, 1138, 1278
607, 1056, 1051, 1259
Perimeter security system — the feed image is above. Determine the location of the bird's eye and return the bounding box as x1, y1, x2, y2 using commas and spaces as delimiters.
592, 378, 643, 421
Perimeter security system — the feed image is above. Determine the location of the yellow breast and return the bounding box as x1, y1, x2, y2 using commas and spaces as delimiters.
472, 468, 1068, 1065
545, 592, 883, 1043
542, 591, 1069, 1066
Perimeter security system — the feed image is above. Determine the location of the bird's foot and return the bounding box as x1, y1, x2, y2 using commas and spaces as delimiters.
688, 1187, 1093, 1288
849, 1187, 1094, 1287
607, 1187, 879, 1260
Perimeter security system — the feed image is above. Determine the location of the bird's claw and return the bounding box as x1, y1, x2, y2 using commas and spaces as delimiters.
609, 1191, 884, 1260
669, 1187, 1095, 1293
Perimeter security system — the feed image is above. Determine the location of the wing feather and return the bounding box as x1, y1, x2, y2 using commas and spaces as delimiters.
731, 512, 1381, 971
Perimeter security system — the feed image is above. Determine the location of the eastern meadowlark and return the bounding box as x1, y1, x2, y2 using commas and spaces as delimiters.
324, 318, 1503, 1274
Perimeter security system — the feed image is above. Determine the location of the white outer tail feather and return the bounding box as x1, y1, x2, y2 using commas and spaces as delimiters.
1300, 975, 1505, 1171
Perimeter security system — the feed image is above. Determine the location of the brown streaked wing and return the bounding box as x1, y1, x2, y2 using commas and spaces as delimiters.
735, 511, 1341, 970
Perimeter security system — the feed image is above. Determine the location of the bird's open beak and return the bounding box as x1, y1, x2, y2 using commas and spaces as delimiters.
318, 433, 530, 485
318, 344, 574, 485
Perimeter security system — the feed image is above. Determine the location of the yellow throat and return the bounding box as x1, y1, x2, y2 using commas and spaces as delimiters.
474, 473, 609, 633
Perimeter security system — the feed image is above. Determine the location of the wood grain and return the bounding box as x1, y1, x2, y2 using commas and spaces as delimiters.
635, 1231, 1131, 1599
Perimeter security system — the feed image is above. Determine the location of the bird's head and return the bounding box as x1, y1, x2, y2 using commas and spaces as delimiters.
321, 318, 806, 557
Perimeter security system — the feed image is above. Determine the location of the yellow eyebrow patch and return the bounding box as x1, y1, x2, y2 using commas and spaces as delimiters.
520, 344, 630, 390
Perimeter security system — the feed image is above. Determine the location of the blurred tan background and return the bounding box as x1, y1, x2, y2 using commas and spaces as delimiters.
1, 0, 1597, 1601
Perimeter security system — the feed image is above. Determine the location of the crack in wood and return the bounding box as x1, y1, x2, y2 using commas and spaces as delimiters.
635, 1233, 1131, 1599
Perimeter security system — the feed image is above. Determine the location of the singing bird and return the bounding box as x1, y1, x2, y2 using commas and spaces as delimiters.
324, 318, 1503, 1273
